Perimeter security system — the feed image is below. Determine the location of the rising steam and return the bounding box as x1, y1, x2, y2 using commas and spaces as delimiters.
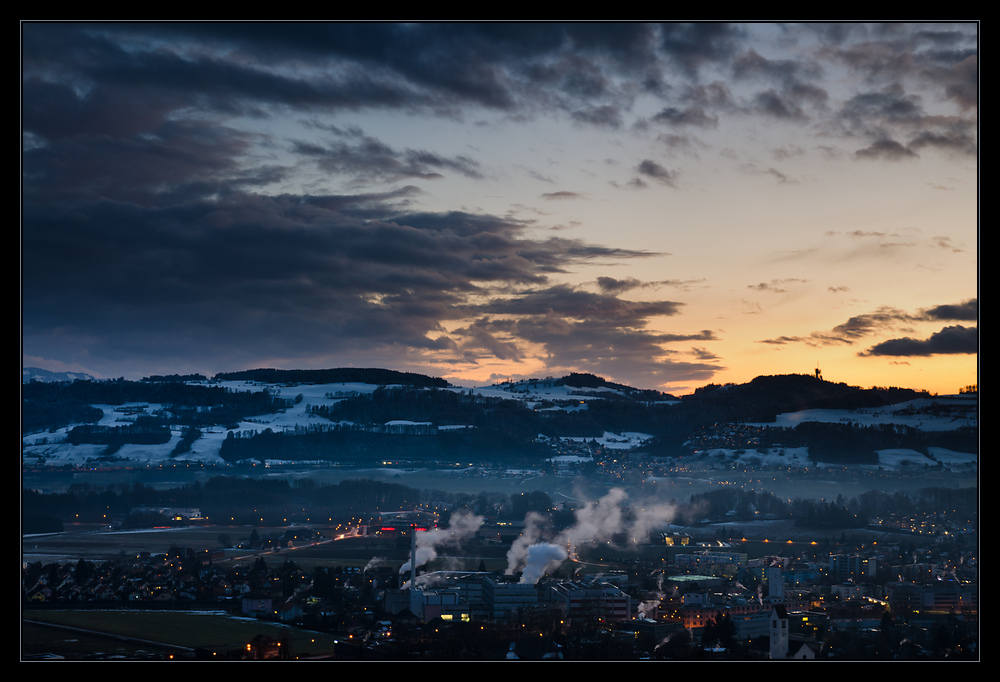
508, 487, 679, 584
400, 510, 484, 585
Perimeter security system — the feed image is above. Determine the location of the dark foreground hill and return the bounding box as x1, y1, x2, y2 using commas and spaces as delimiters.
679, 373, 927, 421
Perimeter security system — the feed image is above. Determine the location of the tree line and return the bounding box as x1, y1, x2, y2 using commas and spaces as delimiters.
22, 378, 284, 433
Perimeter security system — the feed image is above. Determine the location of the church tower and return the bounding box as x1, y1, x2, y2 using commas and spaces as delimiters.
769, 605, 789, 660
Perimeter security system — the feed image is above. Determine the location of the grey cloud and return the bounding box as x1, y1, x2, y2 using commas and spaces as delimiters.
920, 299, 977, 321
759, 301, 976, 351
597, 276, 695, 294
650, 105, 718, 128
839, 85, 925, 129
732, 47, 823, 85
855, 138, 919, 161
658, 22, 745, 74
293, 131, 484, 183
596, 276, 645, 294
690, 346, 721, 361
747, 279, 807, 293
571, 105, 624, 129
732, 48, 829, 121
822, 24, 977, 109
835, 80, 976, 159
20, 23, 668, 128
827, 307, 916, 340
908, 128, 977, 157
753, 90, 807, 120
740, 163, 796, 184
635, 159, 678, 187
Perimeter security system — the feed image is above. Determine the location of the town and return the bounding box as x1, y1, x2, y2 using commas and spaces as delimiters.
22, 478, 977, 660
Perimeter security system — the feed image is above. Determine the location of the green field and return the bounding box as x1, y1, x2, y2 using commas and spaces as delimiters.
23, 610, 340, 660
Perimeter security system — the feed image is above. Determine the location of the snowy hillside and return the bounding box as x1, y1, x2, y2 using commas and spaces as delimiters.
21, 377, 977, 473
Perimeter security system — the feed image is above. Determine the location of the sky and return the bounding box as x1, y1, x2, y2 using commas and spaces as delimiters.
21, 22, 978, 395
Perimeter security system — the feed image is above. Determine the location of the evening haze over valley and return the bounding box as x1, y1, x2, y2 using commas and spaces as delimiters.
21, 22, 977, 397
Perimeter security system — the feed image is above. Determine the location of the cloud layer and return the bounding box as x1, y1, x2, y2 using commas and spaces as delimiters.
21, 22, 978, 388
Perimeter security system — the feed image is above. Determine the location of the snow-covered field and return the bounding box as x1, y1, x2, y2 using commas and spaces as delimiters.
22, 382, 977, 473
684, 445, 976, 473
754, 396, 977, 432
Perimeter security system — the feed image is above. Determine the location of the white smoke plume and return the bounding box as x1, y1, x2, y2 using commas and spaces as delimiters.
519, 542, 568, 586
510, 487, 680, 584
399, 510, 484, 578
561, 488, 628, 553
504, 511, 549, 577
364, 556, 387, 573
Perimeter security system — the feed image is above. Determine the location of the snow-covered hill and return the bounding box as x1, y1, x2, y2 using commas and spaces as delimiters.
21, 377, 977, 473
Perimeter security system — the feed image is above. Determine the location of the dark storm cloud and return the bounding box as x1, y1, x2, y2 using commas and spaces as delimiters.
481, 284, 681, 321
658, 22, 745, 74
861, 325, 978, 357
23, 116, 276, 205
454, 286, 720, 385
21, 183, 663, 371
293, 130, 484, 183
451, 317, 527, 363
20, 22, 726, 122
22, 22, 973, 161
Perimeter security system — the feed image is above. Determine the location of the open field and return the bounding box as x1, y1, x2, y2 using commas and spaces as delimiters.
22, 621, 179, 660
23, 610, 339, 660
22, 524, 312, 564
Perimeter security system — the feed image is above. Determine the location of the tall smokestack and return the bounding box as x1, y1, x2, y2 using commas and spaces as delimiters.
408, 523, 422, 619
410, 524, 417, 589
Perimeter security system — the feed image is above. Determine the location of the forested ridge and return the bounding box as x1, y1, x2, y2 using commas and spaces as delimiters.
22, 379, 284, 434
23, 371, 972, 467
